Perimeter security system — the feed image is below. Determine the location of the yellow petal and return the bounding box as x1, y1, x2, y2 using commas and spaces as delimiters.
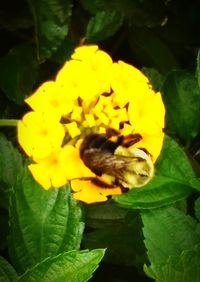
132, 132, 165, 162
17, 111, 65, 159
71, 179, 122, 204
28, 149, 68, 189
72, 45, 99, 60
60, 145, 95, 179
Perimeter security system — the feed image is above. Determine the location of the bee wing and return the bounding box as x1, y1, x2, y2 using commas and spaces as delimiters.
81, 148, 137, 176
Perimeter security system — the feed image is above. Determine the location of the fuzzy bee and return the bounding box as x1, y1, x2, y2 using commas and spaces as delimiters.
80, 133, 154, 189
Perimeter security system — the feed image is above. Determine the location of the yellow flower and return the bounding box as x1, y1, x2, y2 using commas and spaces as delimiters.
17, 45, 165, 204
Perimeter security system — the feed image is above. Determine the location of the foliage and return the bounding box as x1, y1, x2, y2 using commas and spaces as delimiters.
1, 0, 200, 281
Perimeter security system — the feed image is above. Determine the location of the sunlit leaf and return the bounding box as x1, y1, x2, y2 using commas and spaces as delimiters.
141, 206, 200, 264
113, 176, 191, 209
151, 244, 200, 282
8, 167, 84, 273
18, 249, 105, 282
162, 70, 200, 146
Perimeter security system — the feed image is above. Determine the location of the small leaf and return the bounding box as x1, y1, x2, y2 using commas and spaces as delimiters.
141, 206, 200, 264
153, 244, 200, 282
86, 11, 123, 42
0, 256, 18, 281
27, 0, 73, 61
113, 136, 194, 209
162, 70, 200, 146
0, 44, 38, 105
8, 166, 84, 273
18, 249, 105, 282
156, 135, 196, 181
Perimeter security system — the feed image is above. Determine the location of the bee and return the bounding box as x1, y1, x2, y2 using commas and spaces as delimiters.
80, 133, 154, 189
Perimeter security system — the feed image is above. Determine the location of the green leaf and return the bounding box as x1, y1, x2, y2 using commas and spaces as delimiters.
0, 256, 18, 281
83, 210, 147, 268
86, 11, 123, 42
0, 133, 23, 208
27, 0, 73, 61
113, 136, 194, 209
142, 67, 165, 92
189, 178, 200, 191
195, 197, 200, 221
0, 44, 38, 105
162, 70, 200, 146
141, 206, 200, 264
0, 133, 23, 188
113, 176, 191, 209
156, 135, 196, 181
8, 167, 84, 273
152, 244, 200, 282
18, 249, 105, 282
50, 38, 75, 64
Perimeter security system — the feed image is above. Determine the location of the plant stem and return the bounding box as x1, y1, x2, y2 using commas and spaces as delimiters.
0, 119, 18, 126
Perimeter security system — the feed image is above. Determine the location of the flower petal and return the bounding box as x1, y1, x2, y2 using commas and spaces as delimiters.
18, 111, 65, 159
71, 179, 122, 204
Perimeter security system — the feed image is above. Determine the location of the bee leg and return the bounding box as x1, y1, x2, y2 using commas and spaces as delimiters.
123, 134, 142, 147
